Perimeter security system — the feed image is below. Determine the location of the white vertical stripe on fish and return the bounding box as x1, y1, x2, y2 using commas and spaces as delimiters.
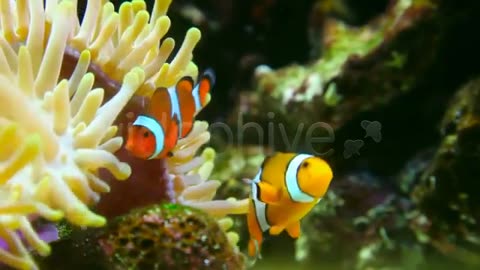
167, 87, 183, 137
132, 115, 165, 159
285, 154, 316, 203
251, 169, 270, 232
192, 84, 202, 113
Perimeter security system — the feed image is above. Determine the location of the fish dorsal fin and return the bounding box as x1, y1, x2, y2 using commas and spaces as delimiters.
176, 76, 195, 93
149, 87, 172, 128
193, 69, 216, 112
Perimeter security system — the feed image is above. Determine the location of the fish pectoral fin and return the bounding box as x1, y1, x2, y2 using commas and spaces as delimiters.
256, 182, 282, 204
269, 225, 285, 235
286, 222, 301, 238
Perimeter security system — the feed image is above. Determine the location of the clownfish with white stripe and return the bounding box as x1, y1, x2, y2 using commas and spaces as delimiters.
125, 69, 215, 159
246, 153, 333, 258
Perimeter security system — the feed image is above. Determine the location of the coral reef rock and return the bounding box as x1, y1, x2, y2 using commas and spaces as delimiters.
410, 77, 480, 269
294, 172, 421, 270
38, 203, 246, 270
227, 0, 480, 154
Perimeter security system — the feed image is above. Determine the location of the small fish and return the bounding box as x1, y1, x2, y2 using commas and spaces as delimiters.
125, 69, 215, 159
246, 153, 333, 258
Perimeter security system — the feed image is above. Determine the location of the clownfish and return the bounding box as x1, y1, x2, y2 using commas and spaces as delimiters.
125, 69, 215, 159
246, 153, 333, 258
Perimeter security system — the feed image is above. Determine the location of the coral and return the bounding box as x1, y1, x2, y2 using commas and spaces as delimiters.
258, 15, 386, 105
285, 78, 480, 270
36, 203, 246, 270
99, 203, 245, 270
148, 0, 480, 269
208, 145, 267, 200
0, 0, 204, 269
410, 77, 480, 268
227, 0, 439, 143
210, 146, 267, 183
293, 173, 421, 270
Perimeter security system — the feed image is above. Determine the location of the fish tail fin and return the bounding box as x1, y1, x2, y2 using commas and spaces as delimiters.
202, 68, 216, 86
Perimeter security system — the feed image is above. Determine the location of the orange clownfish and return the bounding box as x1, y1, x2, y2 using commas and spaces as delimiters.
125, 69, 215, 159
247, 153, 333, 258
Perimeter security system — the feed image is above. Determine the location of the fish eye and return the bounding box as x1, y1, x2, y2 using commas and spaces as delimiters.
143, 131, 149, 138
302, 162, 309, 168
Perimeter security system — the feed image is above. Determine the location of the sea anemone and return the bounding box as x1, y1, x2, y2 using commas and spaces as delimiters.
166, 122, 249, 217
0, 0, 204, 269
165, 121, 249, 249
